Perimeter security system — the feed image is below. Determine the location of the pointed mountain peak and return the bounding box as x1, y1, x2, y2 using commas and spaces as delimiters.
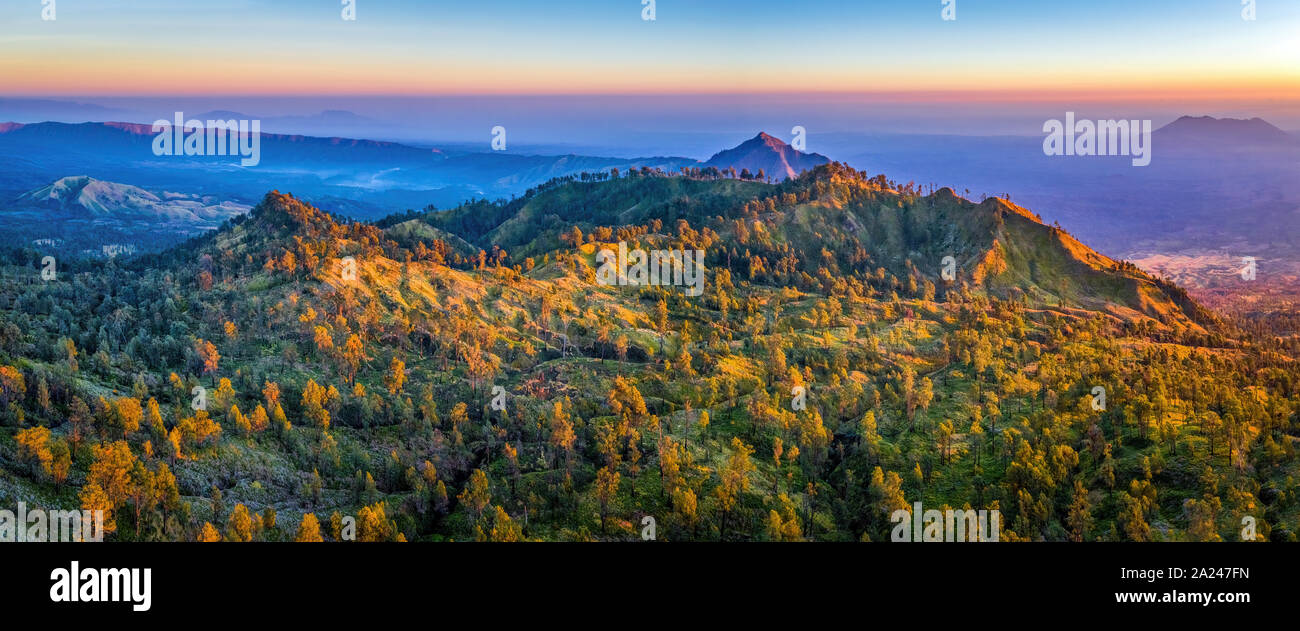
704, 131, 831, 180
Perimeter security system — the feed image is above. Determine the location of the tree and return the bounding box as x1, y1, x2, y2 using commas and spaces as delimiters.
0, 365, 25, 407
301, 379, 331, 429
658, 436, 683, 496
384, 357, 406, 394
272, 403, 290, 433
597, 323, 612, 361
114, 397, 143, 437
608, 376, 648, 429
249, 404, 270, 433
213, 378, 236, 417
50, 438, 71, 484
715, 437, 754, 540
198, 522, 221, 542
153, 463, 180, 523
127, 461, 156, 537
36, 376, 51, 414
15, 426, 53, 477
146, 398, 164, 440
869, 466, 908, 517
673, 486, 698, 538
166, 427, 183, 461
68, 396, 91, 453
313, 326, 334, 358
765, 494, 802, 541
1067, 479, 1093, 542
62, 339, 79, 372
261, 507, 277, 535
227, 504, 254, 542
1201, 411, 1222, 459
263, 381, 281, 409
356, 502, 394, 542
458, 469, 492, 523
296, 513, 324, 542
549, 401, 576, 470
232, 405, 251, 436
1117, 493, 1150, 542
490, 505, 523, 542
195, 339, 220, 384
654, 299, 669, 353
342, 334, 366, 385
916, 378, 934, 417
594, 466, 620, 533
79, 441, 136, 534
614, 334, 630, 367
936, 420, 954, 464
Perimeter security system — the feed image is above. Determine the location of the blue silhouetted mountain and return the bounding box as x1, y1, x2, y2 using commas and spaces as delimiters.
704, 132, 831, 180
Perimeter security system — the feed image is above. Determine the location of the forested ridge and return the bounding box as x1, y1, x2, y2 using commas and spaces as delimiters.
0, 163, 1296, 542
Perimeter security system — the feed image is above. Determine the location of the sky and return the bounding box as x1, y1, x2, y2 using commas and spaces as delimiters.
2, 0, 1296, 95
0, 0, 1297, 143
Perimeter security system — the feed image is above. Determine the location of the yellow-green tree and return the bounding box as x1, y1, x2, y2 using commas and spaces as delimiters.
715, 437, 754, 540
227, 503, 254, 542
249, 404, 269, 433
384, 357, 406, 394
79, 441, 136, 534
296, 513, 324, 542
115, 397, 143, 436
232, 404, 251, 436
301, 379, 331, 429
594, 466, 620, 533
490, 505, 523, 542
341, 334, 366, 385
50, 438, 71, 484
213, 379, 236, 417
15, 426, 53, 477
458, 469, 492, 523
357, 502, 394, 542
198, 522, 221, 542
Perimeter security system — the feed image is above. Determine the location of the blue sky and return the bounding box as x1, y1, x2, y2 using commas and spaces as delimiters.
0, 0, 1296, 142
0, 0, 1294, 95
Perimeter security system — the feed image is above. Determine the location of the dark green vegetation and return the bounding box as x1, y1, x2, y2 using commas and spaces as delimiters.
0, 163, 1297, 541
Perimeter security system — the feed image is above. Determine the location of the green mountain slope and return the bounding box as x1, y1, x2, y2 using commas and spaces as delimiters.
421, 163, 1213, 328
0, 164, 1293, 544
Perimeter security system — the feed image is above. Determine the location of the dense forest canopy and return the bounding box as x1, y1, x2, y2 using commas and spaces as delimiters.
0, 163, 1296, 542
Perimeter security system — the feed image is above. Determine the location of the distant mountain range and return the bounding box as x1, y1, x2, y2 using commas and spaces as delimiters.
0, 122, 827, 224
0, 97, 134, 122
0, 100, 395, 139
1153, 115, 1298, 149
0, 127, 829, 255
2, 114, 1296, 318
811, 114, 1300, 266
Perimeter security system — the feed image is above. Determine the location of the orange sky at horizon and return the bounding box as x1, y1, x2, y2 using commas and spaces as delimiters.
3, 56, 1297, 103
4, 0, 1296, 107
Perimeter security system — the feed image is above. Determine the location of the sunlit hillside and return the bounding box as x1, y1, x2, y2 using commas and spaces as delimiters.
0, 164, 1296, 542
